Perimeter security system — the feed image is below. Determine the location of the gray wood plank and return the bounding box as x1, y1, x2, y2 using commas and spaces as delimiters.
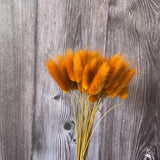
0, 0, 37, 160
100, 0, 160, 160
32, 0, 109, 160
1, 0, 160, 160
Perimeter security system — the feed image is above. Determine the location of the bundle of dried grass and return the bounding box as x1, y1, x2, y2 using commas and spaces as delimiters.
46, 49, 135, 160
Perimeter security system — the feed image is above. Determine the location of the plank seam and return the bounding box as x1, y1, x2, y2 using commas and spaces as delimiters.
31, 0, 39, 159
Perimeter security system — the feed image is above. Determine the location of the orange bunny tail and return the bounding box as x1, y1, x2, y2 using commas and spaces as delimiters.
46, 58, 70, 92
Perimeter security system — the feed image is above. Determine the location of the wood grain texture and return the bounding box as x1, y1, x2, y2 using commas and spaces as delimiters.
32, 0, 109, 159
100, 0, 160, 160
0, 0, 37, 160
0, 0, 160, 160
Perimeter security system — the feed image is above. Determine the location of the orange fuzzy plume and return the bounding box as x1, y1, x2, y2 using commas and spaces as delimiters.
65, 50, 75, 81
73, 51, 83, 82
79, 49, 88, 67
88, 50, 98, 60
82, 58, 97, 90
110, 68, 135, 97
58, 54, 65, 73
102, 54, 127, 94
78, 82, 83, 92
97, 55, 105, 65
101, 54, 121, 92
89, 95, 98, 102
46, 50, 135, 100
88, 61, 110, 95
82, 54, 106, 91
82, 64, 90, 90
58, 54, 73, 88
109, 54, 125, 77
108, 53, 124, 78
119, 87, 129, 99
106, 61, 129, 95
109, 53, 121, 66
46, 58, 70, 92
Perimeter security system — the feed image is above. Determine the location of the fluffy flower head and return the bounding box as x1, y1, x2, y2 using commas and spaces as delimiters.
46, 49, 135, 101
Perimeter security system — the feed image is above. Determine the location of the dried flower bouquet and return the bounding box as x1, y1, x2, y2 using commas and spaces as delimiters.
46, 49, 135, 160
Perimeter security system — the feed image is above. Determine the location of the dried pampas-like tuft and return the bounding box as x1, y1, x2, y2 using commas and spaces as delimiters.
46, 49, 135, 160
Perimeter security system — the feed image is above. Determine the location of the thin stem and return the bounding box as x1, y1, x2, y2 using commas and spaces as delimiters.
93, 96, 110, 127
68, 92, 80, 159
98, 96, 110, 112
79, 92, 84, 159
82, 102, 98, 157
83, 100, 124, 155
80, 94, 89, 159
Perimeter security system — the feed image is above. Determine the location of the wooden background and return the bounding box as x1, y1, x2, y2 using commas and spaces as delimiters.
0, 0, 160, 160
